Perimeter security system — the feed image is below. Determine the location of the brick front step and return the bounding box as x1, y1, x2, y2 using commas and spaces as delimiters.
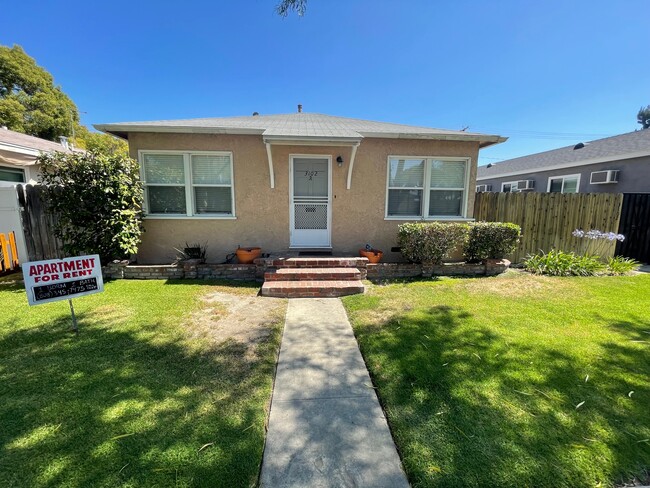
261, 280, 365, 298
265, 267, 362, 282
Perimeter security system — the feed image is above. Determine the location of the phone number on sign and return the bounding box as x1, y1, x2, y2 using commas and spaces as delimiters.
33, 278, 99, 302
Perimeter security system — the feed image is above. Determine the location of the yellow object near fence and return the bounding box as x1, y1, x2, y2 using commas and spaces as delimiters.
0, 231, 20, 273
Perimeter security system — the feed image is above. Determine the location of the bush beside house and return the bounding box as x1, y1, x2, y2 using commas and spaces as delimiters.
464, 222, 521, 262
39, 150, 144, 264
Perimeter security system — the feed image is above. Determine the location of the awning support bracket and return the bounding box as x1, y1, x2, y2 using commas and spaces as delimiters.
346, 143, 360, 190
265, 142, 275, 189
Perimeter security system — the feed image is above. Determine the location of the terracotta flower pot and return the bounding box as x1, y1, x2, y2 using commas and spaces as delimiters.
359, 248, 383, 264
236, 247, 262, 264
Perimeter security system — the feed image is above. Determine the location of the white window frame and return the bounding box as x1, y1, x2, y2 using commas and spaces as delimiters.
501, 180, 520, 193
546, 173, 581, 194
0, 165, 26, 183
138, 150, 236, 219
384, 156, 472, 221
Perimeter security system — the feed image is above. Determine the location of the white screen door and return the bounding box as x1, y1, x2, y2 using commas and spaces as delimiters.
290, 156, 331, 248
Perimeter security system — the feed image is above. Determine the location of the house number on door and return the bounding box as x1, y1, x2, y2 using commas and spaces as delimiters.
304, 171, 319, 181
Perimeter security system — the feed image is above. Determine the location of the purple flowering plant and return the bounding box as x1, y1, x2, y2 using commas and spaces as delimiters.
572, 228, 625, 258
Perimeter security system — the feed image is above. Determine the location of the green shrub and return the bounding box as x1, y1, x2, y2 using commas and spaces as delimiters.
464, 221, 521, 262
605, 256, 640, 275
39, 150, 144, 264
397, 222, 469, 264
524, 250, 604, 276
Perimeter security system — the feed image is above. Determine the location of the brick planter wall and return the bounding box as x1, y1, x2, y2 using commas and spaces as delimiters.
103, 260, 257, 281
366, 259, 510, 280
104, 258, 510, 282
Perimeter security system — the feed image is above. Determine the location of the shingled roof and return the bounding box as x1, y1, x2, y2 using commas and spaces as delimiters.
0, 126, 70, 153
478, 129, 650, 180
95, 112, 506, 148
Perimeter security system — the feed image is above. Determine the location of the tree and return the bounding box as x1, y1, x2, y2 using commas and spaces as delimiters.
276, 0, 307, 16
38, 150, 144, 264
72, 125, 129, 158
638, 105, 650, 129
0, 44, 79, 141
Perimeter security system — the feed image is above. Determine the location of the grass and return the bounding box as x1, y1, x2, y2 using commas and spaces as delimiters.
343, 271, 650, 488
0, 277, 283, 488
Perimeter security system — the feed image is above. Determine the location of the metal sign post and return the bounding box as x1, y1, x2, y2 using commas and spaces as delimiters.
68, 299, 79, 334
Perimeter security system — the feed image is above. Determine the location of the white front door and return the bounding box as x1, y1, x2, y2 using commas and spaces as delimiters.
290, 156, 331, 248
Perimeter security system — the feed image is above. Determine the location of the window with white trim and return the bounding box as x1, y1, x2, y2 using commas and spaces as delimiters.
386, 157, 468, 218
141, 151, 234, 217
0, 166, 25, 183
501, 181, 519, 193
547, 174, 579, 194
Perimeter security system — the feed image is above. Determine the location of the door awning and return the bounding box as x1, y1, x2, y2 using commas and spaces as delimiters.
263, 137, 362, 190
0, 148, 38, 167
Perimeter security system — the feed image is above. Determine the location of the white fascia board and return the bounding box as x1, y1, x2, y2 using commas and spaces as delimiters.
0, 142, 41, 156
476, 149, 650, 181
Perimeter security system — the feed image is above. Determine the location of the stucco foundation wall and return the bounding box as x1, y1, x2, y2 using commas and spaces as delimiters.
129, 132, 480, 263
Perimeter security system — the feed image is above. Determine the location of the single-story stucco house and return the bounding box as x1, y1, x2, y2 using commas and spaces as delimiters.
95, 109, 506, 265
476, 128, 650, 194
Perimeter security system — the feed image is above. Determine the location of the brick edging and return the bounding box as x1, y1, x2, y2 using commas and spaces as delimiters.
103, 258, 510, 282
366, 259, 511, 279
102, 260, 258, 281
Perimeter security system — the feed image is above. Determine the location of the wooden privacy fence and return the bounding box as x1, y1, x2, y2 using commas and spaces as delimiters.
16, 184, 65, 262
474, 192, 624, 263
0, 231, 20, 273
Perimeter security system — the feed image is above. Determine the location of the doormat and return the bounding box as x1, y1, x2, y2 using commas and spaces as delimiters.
298, 251, 333, 256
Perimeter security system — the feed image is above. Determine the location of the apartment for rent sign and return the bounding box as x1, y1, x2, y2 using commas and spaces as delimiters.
23, 255, 104, 306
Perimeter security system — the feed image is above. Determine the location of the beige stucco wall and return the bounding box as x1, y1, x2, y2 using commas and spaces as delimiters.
129, 132, 479, 263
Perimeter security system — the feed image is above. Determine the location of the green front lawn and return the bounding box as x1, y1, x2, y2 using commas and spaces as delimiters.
343, 272, 650, 488
0, 278, 283, 488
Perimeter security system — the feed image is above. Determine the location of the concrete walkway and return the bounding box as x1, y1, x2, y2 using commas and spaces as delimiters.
260, 298, 409, 488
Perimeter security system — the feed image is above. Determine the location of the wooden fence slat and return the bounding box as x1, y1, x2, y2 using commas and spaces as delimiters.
16, 184, 65, 262
474, 192, 623, 263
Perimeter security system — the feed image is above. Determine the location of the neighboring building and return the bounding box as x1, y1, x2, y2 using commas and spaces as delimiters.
95, 110, 505, 263
0, 127, 75, 263
0, 126, 73, 187
476, 129, 650, 194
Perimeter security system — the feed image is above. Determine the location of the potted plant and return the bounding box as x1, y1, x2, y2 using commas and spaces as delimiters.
236, 246, 262, 264
359, 243, 383, 264
174, 242, 207, 263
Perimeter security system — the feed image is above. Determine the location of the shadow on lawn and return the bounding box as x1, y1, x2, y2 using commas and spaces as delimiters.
0, 306, 277, 487
356, 305, 650, 488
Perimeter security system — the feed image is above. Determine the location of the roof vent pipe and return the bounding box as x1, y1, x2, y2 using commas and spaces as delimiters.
59, 136, 69, 150
1, 125, 7, 130
252, 112, 259, 116
573, 142, 587, 150
297, 104, 302, 113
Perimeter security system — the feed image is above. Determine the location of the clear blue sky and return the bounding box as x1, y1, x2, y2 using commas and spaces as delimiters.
2, 0, 648, 164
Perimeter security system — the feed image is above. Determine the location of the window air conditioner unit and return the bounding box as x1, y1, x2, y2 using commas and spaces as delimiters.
476, 184, 491, 192
516, 180, 535, 191
590, 170, 619, 184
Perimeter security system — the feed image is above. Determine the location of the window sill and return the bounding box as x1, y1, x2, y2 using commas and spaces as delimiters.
144, 215, 237, 220
384, 216, 475, 222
